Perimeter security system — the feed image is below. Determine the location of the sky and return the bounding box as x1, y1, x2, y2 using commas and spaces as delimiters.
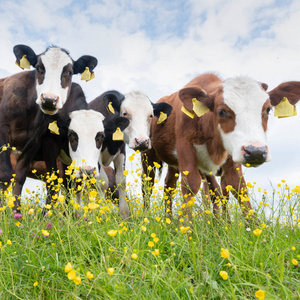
1, 0, 300, 198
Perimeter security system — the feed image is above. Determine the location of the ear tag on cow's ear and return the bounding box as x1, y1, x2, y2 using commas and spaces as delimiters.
16, 55, 30, 70
112, 127, 124, 141
274, 97, 296, 118
181, 105, 195, 119
108, 102, 115, 114
81, 67, 94, 81
157, 111, 168, 124
192, 98, 210, 117
48, 121, 60, 135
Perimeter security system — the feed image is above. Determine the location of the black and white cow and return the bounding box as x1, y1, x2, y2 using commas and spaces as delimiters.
0, 44, 97, 210
88, 90, 173, 218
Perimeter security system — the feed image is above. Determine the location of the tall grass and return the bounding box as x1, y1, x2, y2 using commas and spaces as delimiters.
0, 159, 299, 299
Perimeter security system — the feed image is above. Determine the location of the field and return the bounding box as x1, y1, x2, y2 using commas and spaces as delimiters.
0, 155, 299, 300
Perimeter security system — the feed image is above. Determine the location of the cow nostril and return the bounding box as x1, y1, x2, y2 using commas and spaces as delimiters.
242, 145, 267, 165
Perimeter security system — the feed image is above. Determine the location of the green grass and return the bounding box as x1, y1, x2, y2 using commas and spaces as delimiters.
0, 171, 299, 300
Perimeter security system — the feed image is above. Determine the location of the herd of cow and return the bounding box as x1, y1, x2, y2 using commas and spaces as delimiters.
1, 44, 300, 220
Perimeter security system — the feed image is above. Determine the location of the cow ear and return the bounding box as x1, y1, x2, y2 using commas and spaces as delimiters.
73, 55, 98, 74
13, 44, 37, 68
260, 83, 268, 91
178, 85, 213, 112
152, 102, 173, 118
269, 81, 300, 106
103, 115, 129, 133
102, 90, 124, 114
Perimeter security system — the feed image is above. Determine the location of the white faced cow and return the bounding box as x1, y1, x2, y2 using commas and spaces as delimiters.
142, 73, 300, 219
0, 44, 97, 210
88, 90, 172, 219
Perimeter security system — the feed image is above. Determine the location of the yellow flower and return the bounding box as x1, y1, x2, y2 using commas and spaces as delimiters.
73, 276, 81, 285
221, 248, 230, 259
292, 259, 298, 265
64, 263, 73, 273
67, 270, 76, 280
42, 230, 49, 237
166, 218, 171, 224
128, 156, 134, 161
253, 228, 262, 236
291, 246, 296, 251
86, 271, 94, 279
58, 195, 65, 204
152, 249, 159, 256
153, 237, 159, 243
148, 241, 154, 247
219, 270, 228, 280
89, 190, 98, 198
123, 170, 128, 176
131, 253, 138, 260
180, 226, 189, 234
255, 289, 265, 299
151, 233, 156, 238
107, 230, 118, 237
7, 240, 12, 245
33, 281, 38, 287
88, 202, 99, 209
144, 218, 149, 223
74, 203, 80, 210
107, 268, 114, 275
28, 208, 34, 215
182, 171, 189, 176
204, 210, 211, 215
261, 223, 267, 229
2, 146, 7, 151
44, 204, 51, 210
153, 162, 161, 168
90, 177, 97, 184
141, 225, 147, 232
155, 216, 161, 222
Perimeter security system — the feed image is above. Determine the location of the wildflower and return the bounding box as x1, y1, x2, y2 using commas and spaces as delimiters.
148, 241, 154, 248
151, 233, 156, 238
44, 204, 51, 209
155, 216, 161, 222
219, 271, 228, 280
90, 177, 96, 184
67, 270, 76, 280
183, 171, 189, 175
292, 259, 298, 265
144, 218, 149, 223
204, 210, 211, 215
153, 237, 159, 243
255, 289, 265, 299
7, 240, 12, 245
89, 190, 98, 198
246, 228, 251, 232
73, 276, 81, 285
123, 170, 128, 176
33, 281, 38, 287
166, 218, 171, 224
42, 230, 49, 237
46, 222, 52, 230
152, 249, 159, 256
107, 230, 118, 237
153, 162, 161, 168
180, 226, 189, 233
14, 213, 23, 220
253, 228, 262, 236
15, 221, 21, 227
141, 225, 146, 232
291, 246, 296, 251
261, 223, 267, 229
86, 271, 94, 279
58, 195, 65, 203
88, 202, 99, 209
221, 248, 230, 259
107, 268, 114, 275
64, 263, 73, 273
28, 208, 34, 215
131, 253, 138, 260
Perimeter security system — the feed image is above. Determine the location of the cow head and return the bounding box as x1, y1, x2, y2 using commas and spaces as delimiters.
13, 44, 97, 115
179, 77, 272, 167
105, 90, 172, 151
68, 110, 129, 180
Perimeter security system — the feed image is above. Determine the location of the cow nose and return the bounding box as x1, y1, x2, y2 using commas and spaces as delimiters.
242, 145, 268, 166
134, 138, 150, 151
41, 93, 59, 111
79, 167, 96, 176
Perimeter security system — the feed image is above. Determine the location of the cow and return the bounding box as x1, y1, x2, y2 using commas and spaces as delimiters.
67, 109, 129, 209
0, 44, 97, 210
88, 90, 173, 218
141, 73, 300, 220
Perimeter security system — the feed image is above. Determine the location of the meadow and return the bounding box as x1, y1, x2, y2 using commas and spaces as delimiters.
0, 152, 299, 300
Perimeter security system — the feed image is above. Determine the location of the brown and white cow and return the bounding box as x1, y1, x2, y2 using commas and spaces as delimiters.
0, 44, 97, 210
142, 73, 300, 219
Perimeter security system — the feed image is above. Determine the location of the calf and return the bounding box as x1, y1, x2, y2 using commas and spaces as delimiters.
0, 44, 97, 210
89, 90, 172, 218
142, 73, 300, 219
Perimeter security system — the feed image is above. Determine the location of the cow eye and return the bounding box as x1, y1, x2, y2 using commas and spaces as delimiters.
266, 107, 272, 115
122, 112, 127, 116
218, 109, 227, 117
149, 114, 153, 118
95, 132, 105, 141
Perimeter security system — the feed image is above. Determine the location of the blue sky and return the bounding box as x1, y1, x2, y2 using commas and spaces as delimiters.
1, 0, 300, 196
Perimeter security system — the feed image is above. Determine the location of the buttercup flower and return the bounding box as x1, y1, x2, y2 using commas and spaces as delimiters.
219, 271, 228, 280
255, 289, 265, 299
221, 248, 230, 259
107, 268, 114, 275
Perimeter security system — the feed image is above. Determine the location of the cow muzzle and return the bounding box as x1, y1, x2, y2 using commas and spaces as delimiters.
133, 138, 150, 152
241, 144, 268, 167
40, 93, 59, 114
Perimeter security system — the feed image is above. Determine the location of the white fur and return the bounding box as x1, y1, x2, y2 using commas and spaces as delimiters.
218, 76, 271, 163
68, 110, 106, 182
36, 48, 72, 112
121, 91, 153, 149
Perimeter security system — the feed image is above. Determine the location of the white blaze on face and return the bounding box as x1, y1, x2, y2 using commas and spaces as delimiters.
36, 48, 73, 111
121, 91, 153, 150
68, 110, 105, 178
218, 77, 271, 163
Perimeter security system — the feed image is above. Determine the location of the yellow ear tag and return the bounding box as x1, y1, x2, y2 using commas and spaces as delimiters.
274, 97, 297, 118
112, 127, 124, 141
157, 111, 168, 124
181, 105, 195, 119
16, 55, 31, 70
81, 67, 93, 81
192, 98, 210, 117
86, 71, 95, 82
48, 121, 60, 135
108, 102, 115, 114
